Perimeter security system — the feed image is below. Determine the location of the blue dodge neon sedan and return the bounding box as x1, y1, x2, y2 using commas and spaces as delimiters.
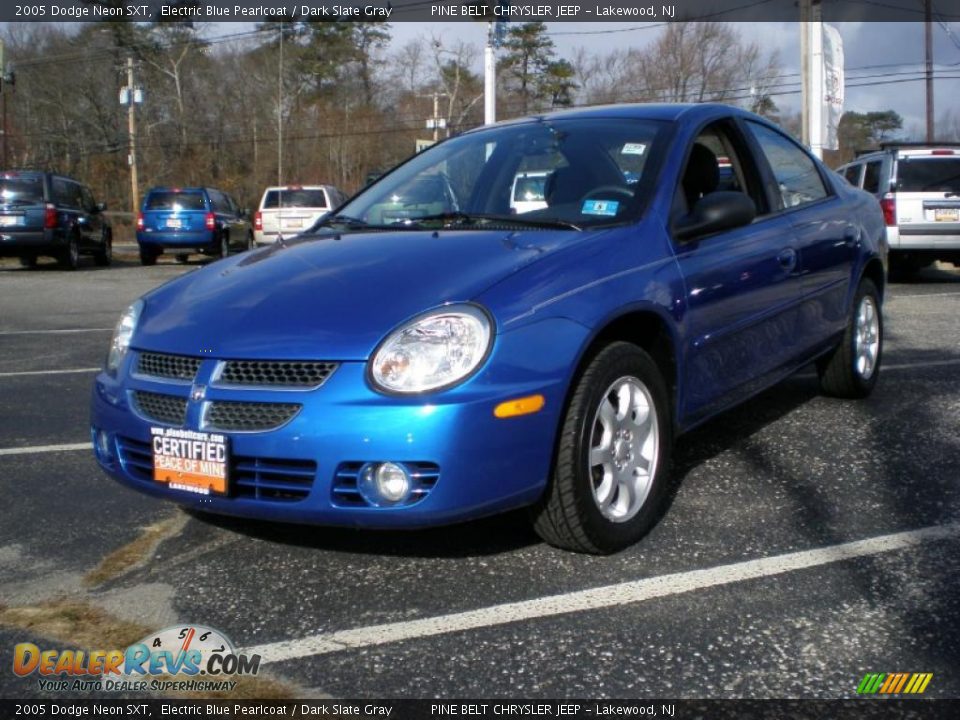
91, 104, 886, 553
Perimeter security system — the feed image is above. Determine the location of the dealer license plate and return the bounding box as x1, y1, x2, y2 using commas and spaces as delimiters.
280, 218, 303, 229
166, 217, 182, 229
0, 215, 21, 227
934, 209, 958, 222
151, 427, 228, 495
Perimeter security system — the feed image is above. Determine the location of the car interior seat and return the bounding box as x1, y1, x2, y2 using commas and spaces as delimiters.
682, 143, 720, 209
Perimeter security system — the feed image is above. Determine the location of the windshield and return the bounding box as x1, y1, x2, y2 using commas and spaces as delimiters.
263, 189, 328, 209
334, 117, 668, 229
897, 157, 960, 193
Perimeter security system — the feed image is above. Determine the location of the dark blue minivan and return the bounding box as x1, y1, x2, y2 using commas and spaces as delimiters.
136, 187, 253, 265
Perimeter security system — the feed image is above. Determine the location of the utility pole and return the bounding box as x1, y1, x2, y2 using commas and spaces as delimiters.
121, 56, 141, 219
0, 40, 7, 169
925, 0, 934, 142
277, 21, 284, 186
421, 92, 448, 143
485, 23, 496, 125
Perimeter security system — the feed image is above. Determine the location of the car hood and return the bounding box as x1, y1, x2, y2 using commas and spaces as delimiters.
134, 228, 584, 360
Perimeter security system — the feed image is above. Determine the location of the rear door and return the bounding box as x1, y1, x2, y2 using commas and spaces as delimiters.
143, 190, 208, 234
743, 119, 856, 346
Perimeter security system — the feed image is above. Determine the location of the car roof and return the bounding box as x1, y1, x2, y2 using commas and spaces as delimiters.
262, 185, 331, 192
472, 103, 753, 132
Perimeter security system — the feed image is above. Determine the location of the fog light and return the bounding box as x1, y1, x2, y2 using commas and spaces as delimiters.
358, 462, 412, 506
93, 428, 113, 462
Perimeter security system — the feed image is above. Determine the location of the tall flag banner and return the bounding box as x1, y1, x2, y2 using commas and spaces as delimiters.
822, 23, 845, 151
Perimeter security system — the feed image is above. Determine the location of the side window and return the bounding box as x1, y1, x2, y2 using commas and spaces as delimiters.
674, 119, 768, 222
843, 165, 862, 186
745, 120, 829, 210
207, 190, 224, 213
53, 178, 79, 208
862, 161, 882, 194
81, 186, 96, 211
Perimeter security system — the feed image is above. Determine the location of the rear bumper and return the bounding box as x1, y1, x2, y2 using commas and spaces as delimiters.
0, 229, 62, 257
137, 230, 216, 250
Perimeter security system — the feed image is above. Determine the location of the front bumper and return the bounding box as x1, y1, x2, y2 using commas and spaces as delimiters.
90, 320, 585, 528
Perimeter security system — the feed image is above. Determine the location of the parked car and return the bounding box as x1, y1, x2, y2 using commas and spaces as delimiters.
92, 104, 886, 554
837, 143, 960, 276
253, 185, 344, 245
136, 187, 253, 265
0, 170, 112, 269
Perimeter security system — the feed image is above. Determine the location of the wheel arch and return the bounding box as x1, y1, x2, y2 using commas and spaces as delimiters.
568, 308, 679, 427
861, 256, 886, 302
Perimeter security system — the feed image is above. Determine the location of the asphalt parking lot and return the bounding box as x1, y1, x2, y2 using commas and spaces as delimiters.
1, 252, 958, 700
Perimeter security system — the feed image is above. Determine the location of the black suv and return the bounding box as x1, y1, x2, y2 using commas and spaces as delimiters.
0, 171, 112, 269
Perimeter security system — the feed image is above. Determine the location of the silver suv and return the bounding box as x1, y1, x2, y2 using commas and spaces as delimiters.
838, 143, 960, 276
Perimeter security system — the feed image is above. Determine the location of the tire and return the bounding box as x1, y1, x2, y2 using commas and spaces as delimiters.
19, 256, 37, 269
94, 231, 112, 267
175, 253, 190, 264
246, 231, 255, 251
139, 247, 158, 266
532, 342, 673, 554
817, 278, 883, 398
60, 233, 80, 270
218, 232, 229, 259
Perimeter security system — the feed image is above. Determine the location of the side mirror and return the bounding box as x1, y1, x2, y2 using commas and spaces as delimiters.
96, 202, 107, 212
674, 191, 756, 242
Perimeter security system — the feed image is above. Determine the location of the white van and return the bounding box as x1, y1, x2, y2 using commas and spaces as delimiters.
253, 185, 345, 245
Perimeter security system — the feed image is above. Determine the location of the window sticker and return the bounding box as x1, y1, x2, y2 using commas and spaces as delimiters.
581, 199, 620, 217
621, 143, 647, 155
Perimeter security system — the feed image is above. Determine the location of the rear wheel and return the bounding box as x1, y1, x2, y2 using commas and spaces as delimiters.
246, 231, 255, 251
532, 342, 672, 554
175, 253, 190, 264
60, 234, 80, 270
218, 232, 229, 258
817, 278, 882, 398
94, 231, 112, 267
139, 247, 158, 266
19, 255, 37, 269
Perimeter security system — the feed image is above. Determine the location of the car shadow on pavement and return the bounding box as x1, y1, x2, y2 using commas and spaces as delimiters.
183, 506, 541, 559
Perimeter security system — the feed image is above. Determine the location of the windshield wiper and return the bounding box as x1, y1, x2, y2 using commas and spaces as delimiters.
314, 213, 369, 230
412, 211, 581, 231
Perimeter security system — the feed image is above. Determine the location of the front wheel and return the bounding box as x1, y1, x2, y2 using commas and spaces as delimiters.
817, 278, 883, 398
532, 342, 672, 554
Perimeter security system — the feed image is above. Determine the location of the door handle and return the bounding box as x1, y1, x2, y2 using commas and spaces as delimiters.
777, 248, 797, 271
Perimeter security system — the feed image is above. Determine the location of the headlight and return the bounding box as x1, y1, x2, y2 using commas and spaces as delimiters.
106, 299, 143, 373
370, 304, 492, 394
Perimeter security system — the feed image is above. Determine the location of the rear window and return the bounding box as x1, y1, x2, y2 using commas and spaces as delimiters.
145, 192, 206, 211
0, 177, 44, 205
262, 189, 327, 209
897, 157, 960, 193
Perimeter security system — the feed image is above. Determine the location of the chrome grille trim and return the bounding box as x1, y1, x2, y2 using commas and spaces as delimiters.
216, 360, 338, 389
137, 352, 202, 382
132, 391, 188, 426
205, 401, 301, 432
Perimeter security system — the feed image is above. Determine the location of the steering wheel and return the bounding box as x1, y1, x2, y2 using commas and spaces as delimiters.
580, 185, 635, 202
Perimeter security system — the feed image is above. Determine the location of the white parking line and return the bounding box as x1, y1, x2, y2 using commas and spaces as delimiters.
883, 358, 960, 371
0, 367, 99, 378
0, 442, 91, 457
242, 522, 960, 665
0, 328, 112, 336
894, 291, 960, 299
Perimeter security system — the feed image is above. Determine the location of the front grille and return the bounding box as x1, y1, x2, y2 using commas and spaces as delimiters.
132, 391, 188, 426
234, 456, 316, 502
332, 461, 440, 507
116, 436, 316, 503
137, 352, 202, 381
116, 436, 154, 482
218, 360, 337, 388
205, 401, 300, 431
